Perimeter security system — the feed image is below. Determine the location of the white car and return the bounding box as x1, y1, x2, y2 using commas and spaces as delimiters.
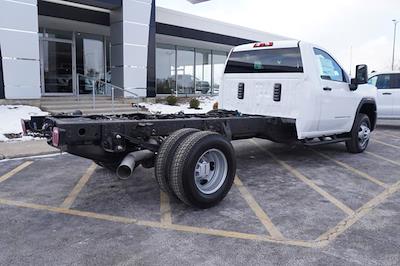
368, 72, 400, 119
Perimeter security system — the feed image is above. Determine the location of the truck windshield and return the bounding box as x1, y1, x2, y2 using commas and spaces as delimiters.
224, 47, 303, 74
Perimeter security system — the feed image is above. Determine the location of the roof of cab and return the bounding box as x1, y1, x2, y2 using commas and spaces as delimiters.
232, 40, 301, 52
369, 71, 400, 77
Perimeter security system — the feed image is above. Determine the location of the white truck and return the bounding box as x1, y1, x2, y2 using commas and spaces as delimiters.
368, 71, 400, 119
24, 40, 377, 209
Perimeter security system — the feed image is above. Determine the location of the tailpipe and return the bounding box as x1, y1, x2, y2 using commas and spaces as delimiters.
117, 150, 154, 180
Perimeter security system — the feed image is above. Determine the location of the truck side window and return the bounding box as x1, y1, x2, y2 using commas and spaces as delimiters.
375, 74, 391, 89
368, 76, 378, 86
392, 74, 400, 89
313, 48, 347, 83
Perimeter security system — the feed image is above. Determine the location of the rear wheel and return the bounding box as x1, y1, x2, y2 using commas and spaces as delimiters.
154, 128, 199, 194
345, 113, 371, 153
170, 131, 236, 209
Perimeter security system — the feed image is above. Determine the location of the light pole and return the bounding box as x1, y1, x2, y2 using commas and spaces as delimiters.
392, 19, 399, 71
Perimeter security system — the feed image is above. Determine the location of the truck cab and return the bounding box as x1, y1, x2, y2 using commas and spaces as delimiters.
219, 40, 377, 142
368, 71, 400, 119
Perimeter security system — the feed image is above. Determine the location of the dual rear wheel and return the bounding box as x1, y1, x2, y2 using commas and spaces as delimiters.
155, 129, 236, 209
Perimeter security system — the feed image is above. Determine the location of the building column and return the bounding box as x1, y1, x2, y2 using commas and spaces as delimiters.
0, 0, 41, 99
110, 0, 155, 98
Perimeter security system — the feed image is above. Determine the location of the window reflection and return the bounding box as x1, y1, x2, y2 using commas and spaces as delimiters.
76, 33, 105, 94
177, 47, 195, 95
155, 44, 228, 96
212, 51, 228, 95
156, 44, 176, 94
195, 49, 212, 94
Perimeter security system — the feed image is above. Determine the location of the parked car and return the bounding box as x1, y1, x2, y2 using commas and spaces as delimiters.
170, 75, 211, 94
368, 72, 400, 119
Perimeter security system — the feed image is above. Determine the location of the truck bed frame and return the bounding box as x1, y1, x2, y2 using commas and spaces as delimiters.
25, 110, 297, 165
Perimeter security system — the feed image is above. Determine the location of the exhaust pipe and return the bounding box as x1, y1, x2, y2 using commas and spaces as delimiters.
117, 150, 154, 180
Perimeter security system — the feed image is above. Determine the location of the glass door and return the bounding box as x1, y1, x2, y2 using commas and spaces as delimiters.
40, 39, 75, 95
76, 33, 106, 95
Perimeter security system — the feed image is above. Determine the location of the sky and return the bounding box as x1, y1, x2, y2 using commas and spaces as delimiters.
157, 0, 400, 74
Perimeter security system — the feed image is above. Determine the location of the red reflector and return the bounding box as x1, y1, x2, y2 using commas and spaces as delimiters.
52, 127, 60, 147
21, 119, 27, 135
254, 42, 273, 48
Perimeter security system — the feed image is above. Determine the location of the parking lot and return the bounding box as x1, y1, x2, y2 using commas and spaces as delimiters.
0, 123, 400, 265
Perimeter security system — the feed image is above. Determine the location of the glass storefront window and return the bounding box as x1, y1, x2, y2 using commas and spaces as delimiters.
42, 41, 73, 94
176, 46, 195, 95
39, 28, 110, 95
212, 51, 228, 95
43, 28, 72, 40
75, 33, 105, 94
156, 44, 176, 94
195, 49, 212, 94
155, 44, 228, 95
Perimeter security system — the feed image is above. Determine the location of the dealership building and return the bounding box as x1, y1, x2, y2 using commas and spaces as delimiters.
0, 0, 287, 100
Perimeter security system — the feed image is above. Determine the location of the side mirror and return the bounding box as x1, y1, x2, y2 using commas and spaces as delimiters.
350, 64, 368, 91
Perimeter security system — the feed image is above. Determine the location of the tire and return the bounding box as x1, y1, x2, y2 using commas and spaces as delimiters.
170, 131, 236, 209
345, 113, 371, 153
154, 128, 199, 194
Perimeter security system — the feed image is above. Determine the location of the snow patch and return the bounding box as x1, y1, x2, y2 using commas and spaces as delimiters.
0, 105, 48, 142
139, 96, 218, 115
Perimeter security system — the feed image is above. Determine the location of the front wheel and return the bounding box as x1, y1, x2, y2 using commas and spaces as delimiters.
345, 113, 371, 153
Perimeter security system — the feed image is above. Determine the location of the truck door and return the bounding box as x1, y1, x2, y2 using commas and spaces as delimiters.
369, 74, 394, 118
313, 48, 354, 133
390, 73, 400, 117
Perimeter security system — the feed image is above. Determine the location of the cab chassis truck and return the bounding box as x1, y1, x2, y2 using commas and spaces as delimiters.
24, 41, 377, 209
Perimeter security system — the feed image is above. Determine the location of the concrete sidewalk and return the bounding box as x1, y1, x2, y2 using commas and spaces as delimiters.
0, 139, 58, 159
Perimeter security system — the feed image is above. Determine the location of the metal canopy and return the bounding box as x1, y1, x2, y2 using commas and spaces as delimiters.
65, 0, 122, 10
186, 0, 211, 3
64, 0, 209, 10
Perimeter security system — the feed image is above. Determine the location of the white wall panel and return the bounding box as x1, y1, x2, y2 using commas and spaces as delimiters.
156, 7, 289, 42
0, 0, 38, 32
110, 0, 152, 98
123, 0, 151, 25
3, 59, 41, 99
0, 30, 39, 59
0, 0, 40, 99
123, 22, 149, 46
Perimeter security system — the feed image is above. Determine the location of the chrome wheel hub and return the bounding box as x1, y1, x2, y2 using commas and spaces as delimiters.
358, 122, 371, 148
194, 149, 228, 195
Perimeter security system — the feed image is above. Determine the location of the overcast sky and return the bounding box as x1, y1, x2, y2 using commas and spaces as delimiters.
157, 0, 400, 73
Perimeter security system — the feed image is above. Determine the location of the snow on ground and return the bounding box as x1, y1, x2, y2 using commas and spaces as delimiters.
139, 96, 218, 115
0, 105, 48, 142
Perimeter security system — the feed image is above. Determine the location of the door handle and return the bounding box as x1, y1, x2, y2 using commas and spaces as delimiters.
382, 92, 392, 95
323, 87, 332, 91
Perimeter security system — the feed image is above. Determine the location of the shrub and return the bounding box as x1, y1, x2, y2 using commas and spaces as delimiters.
166, 95, 177, 106
189, 98, 200, 109
213, 101, 219, 110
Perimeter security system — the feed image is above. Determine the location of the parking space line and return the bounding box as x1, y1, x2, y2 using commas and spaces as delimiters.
317, 178, 400, 243
160, 191, 172, 225
311, 150, 388, 188
60, 163, 97, 209
372, 139, 400, 150
365, 151, 400, 167
235, 176, 285, 240
0, 197, 318, 248
0, 161, 33, 183
251, 140, 355, 216
377, 131, 400, 139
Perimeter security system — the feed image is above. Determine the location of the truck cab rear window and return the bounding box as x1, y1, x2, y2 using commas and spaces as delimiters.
224, 48, 303, 74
